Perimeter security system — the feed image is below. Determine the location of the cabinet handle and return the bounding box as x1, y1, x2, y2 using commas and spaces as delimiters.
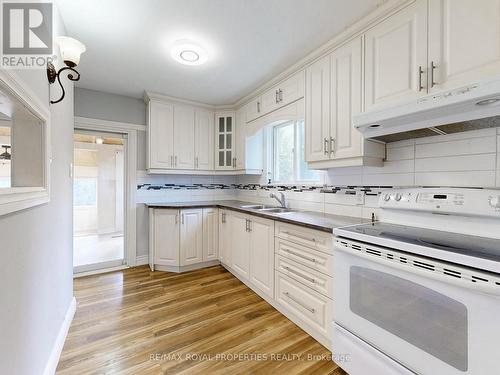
330, 137, 336, 155
245, 219, 249, 232
283, 266, 316, 284
275, 89, 279, 104
174, 155, 178, 167
278, 89, 283, 103
175, 214, 178, 224
323, 138, 329, 155
257, 101, 261, 113
418, 66, 424, 92
181, 214, 184, 224
430, 61, 437, 88
282, 231, 317, 243
222, 212, 226, 223
284, 291, 315, 313
170, 155, 174, 167
283, 247, 317, 264
248, 220, 252, 232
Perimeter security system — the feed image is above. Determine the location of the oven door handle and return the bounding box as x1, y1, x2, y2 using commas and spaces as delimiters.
335, 242, 500, 296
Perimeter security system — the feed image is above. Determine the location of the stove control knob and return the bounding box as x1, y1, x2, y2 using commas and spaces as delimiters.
395, 193, 402, 202
383, 194, 391, 202
489, 196, 500, 208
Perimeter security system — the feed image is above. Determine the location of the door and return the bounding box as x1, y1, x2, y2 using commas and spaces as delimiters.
202, 208, 218, 261
364, 0, 428, 111
244, 96, 262, 122
249, 216, 275, 299
428, 0, 500, 92
73, 130, 127, 274
330, 36, 363, 160
215, 113, 235, 170
148, 101, 174, 169
218, 209, 231, 265
173, 105, 195, 169
180, 209, 203, 266
230, 211, 250, 279
152, 209, 179, 266
305, 54, 330, 162
195, 109, 214, 170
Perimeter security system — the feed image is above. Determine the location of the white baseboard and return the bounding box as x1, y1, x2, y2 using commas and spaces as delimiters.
43, 296, 76, 375
136, 254, 149, 266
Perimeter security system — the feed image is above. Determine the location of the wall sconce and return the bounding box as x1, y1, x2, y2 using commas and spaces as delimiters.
47, 36, 86, 105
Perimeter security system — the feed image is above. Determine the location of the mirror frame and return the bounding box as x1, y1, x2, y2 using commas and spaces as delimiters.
0, 70, 51, 216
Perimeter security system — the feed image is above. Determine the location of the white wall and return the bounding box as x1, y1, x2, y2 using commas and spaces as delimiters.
0, 10, 75, 375
74, 87, 146, 125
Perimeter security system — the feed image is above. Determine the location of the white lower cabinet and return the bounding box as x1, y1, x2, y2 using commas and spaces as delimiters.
229, 211, 251, 279
248, 216, 275, 299
149, 207, 219, 271
180, 209, 204, 266
218, 209, 231, 266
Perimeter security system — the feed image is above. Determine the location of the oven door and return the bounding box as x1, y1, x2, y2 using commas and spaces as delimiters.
333, 239, 500, 375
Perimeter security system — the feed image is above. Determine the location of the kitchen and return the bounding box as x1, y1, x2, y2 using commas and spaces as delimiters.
1, 0, 500, 374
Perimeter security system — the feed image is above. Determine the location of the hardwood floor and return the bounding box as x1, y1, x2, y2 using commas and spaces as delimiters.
57, 265, 346, 375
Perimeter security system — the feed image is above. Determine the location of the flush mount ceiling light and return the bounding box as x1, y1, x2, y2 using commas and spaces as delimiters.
171, 40, 208, 66
47, 36, 86, 104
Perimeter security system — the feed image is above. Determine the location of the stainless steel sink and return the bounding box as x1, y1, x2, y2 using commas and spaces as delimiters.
258, 207, 294, 214
241, 204, 275, 209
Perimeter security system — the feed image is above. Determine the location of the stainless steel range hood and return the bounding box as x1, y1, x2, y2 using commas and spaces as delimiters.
354, 78, 500, 142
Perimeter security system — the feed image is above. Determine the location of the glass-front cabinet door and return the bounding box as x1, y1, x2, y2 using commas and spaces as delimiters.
215, 112, 235, 170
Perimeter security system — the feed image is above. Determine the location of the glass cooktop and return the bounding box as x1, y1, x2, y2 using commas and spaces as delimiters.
337, 222, 500, 263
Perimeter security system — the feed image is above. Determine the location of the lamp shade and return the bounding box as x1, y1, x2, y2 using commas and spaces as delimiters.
56, 36, 86, 67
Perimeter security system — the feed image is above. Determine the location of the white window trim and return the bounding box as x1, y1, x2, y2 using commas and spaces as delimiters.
270, 120, 323, 185
0, 71, 51, 216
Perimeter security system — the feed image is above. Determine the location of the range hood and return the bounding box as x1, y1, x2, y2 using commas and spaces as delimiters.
354, 78, 500, 142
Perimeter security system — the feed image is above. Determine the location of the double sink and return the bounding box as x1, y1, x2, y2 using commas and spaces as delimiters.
241, 204, 295, 214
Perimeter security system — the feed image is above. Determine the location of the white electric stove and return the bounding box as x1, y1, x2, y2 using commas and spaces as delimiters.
332, 188, 500, 375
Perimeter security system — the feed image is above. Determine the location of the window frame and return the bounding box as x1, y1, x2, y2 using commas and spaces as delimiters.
270, 119, 321, 184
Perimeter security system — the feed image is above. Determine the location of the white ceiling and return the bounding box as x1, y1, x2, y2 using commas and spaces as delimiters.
55, 0, 379, 105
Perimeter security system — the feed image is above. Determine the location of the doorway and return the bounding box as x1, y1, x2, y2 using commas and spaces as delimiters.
73, 130, 126, 274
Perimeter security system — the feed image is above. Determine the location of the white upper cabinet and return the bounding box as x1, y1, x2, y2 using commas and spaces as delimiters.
173, 105, 196, 170
305, 36, 384, 167
148, 101, 174, 169
180, 209, 204, 266
330, 36, 362, 160
251, 70, 306, 120
305, 55, 330, 162
195, 109, 214, 170
428, 0, 500, 92
215, 112, 235, 170
364, 0, 428, 111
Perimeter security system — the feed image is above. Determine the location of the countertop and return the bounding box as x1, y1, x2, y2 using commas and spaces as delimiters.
145, 200, 368, 233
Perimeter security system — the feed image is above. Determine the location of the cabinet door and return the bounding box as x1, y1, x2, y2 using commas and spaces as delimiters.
195, 109, 214, 170
234, 108, 246, 170
305, 54, 330, 162
364, 0, 428, 111
215, 113, 235, 170
244, 96, 262, 122
180, 209, 203, 266
148, 101, 174, 169
330, 36, 363, 160
249, 216, 275, 299
260, 87, 280, 115
202, 208, 218, 261
152, 209, 179, 266
230, 211, 250, 279
278, 70, 305, 107
218, 209, 232, 265
173, 105, 195, 169
429, 0, 500, 92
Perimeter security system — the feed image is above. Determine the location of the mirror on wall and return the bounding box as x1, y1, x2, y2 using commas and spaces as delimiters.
0, 86, 45, 190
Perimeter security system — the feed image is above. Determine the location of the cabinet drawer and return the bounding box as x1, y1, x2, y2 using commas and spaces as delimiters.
276, 255, 332, 298
276, 272, 331, 337
275, 222, 333, 254
275, 238, 333, 276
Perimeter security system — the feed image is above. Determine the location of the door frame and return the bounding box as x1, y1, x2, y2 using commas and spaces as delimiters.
73, 116, 141, 274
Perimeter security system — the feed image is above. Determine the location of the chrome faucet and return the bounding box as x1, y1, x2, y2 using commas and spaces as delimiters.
270, 191, 287, 208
